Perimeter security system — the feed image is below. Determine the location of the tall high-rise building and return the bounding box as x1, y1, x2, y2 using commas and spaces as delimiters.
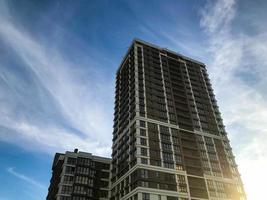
46, 149, 110, 200
111, 39, 246, 200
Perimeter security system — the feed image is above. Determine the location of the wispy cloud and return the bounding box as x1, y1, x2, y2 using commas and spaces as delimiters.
200, 0, 267, 199
0, 1, 266, 200
124, 1, 207, 62
7, 167, 46, 189
0, 1, 113, 156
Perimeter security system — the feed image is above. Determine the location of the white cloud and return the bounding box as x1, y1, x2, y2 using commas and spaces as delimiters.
0, 118, 110, 156
1, 1, 266, 199
7, 167, 46, 189
200, 0, 236, 34
0, 2, 113, 156
200, 0, 267, 200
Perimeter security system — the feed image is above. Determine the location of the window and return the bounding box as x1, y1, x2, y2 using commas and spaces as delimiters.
90, 169, 96, 177
148, 122, 158, 131
211, 162, 221, 171
176, 164, 184, 171
200, 151, 208, 159
207, 180, 216, 190
140, 120, 146, 127
163, 153, 173, 162
208, 153, 218, 161
102, 163, 110, 170
150, 159, 161, 166
172, 137, 180, 144
142, 193, 150, 200
150, 150, 160, 158
76, 167, 88, 175
65, 166, 75, 174
61, 185, 72, 194
88, 178, 93, 186
177, 175, 186, 183
141, 148, 148, 156
88, 188, 93, 196
60, 196, 71, 200
202, 160, 210, 169
63, 175, 74, 184
167, 197, 178, 200
141, 158, 148, 164
161, 134, 170, 142
199, 143, 206, 150
165, 173, 175, 181
204, 136, 213, 145
162, 143, 172, 151
177, 175, 187, 193
102, 171, 109, 178
73, 185, 86, 195
169, 113, 176, 121
173, 145, 181, 154
101, 180, 109, 187
75, 176, 93, 185
160, 126, 169, 134
67, 157, 76, 165
140, 169, 148, 178
196, 135, 203, 142
140, 181, 149, 187
140, 129, 146, 136
178, 186, 188, 193
175, 155, 182, 163
215, 181, 225, 192
77, 157, 92, 166
100, 191, 108, 198
140, 138, 147, 146
72, 197, 86, 200
163, 162, 174, 169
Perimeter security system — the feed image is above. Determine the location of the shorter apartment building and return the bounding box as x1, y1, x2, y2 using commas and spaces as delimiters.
46, 149, 111, 200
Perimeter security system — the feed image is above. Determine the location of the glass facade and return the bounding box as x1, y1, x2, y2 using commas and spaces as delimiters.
111, 39, 246, 200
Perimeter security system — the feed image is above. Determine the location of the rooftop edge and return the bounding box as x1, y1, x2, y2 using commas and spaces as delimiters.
117, 38, 206, 74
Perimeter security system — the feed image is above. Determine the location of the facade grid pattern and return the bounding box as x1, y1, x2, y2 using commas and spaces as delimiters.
111, 39, 246, 200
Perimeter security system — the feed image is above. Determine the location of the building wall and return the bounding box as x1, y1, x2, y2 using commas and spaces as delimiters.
46, 151, 111, 200
111, 40, 246, 200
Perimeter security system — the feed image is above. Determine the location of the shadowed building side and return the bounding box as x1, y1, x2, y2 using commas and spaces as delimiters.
110, 39, 246, 200
46, 149, 111, 200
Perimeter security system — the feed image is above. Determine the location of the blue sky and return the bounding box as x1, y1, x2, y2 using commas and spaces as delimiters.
0, 0, 267, 199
